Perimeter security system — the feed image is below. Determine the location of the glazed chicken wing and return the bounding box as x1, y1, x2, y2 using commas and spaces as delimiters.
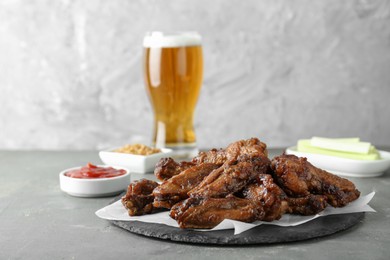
192, 137, 268, 164
191, 148, 227, 165
189, 155, 271, 198
154, 138, 268, 181
154, 158, 196, 181
121, 179, 159, 216
242, 174, 328, 220
153, 163, 220, 209
271, 154, 360, 207
287, 195, 328, 215
242, 174, 289, 221
170, 196, 264, 229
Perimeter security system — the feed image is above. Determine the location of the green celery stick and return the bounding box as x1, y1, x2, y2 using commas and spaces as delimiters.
311, 137, 360, 143
297, 140, 380, 160
311, 137, 371, 154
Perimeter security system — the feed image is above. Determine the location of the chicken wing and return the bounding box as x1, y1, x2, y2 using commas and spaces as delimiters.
154, 138, 268, 181
242, 174, 289, 221
287, 195, 328, 215
154, 158, 196, 181
189, 155, 271, 198
170, 196, 264, 229
192, 137, 268, 164
242, 174, 328, 219
121, 179, 159, 216
271, 154, 360, 207
153, 163, 220, 209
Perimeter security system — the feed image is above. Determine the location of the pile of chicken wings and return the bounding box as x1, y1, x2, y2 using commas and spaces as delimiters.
121, 138, 360, 229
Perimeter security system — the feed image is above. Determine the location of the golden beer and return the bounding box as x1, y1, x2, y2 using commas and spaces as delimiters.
143, 32, 203, 153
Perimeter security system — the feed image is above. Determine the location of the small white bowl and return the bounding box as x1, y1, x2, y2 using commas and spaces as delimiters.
59, 165, 130, 197
99, 148, 174, 173
285, 146, 390, 177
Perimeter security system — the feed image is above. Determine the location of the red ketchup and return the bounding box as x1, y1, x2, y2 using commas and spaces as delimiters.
65, 163, 126, 179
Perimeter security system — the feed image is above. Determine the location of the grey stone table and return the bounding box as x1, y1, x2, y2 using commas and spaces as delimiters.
0, 149, 389, 260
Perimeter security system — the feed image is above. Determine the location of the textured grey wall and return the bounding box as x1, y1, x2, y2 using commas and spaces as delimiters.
1, 0, 389, 150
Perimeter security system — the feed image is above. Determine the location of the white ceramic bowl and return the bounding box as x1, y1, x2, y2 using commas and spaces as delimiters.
285, 146, 390, 177
59, 165, 130, 197
99, 148, 174, 173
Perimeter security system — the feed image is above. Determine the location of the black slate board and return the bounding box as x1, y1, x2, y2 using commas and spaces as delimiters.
109, 212, 364, 245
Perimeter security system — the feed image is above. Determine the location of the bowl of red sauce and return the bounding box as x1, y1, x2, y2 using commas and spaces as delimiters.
59, 163, 130, 197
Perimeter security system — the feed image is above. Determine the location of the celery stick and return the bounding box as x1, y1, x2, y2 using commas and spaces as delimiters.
311, 137, 371, 154
311, 137, 360, 143
297, 140, 380, 160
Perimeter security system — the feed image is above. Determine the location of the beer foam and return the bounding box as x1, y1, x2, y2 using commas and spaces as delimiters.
143, 32, 202, 48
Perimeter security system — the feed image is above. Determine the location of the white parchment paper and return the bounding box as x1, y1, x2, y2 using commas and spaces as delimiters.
96, 192, 375, 235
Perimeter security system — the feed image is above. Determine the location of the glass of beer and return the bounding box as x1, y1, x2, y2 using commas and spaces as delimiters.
143, 32, 203, 157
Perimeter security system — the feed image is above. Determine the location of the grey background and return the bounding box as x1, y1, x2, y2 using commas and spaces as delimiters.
1, 0, 389, 150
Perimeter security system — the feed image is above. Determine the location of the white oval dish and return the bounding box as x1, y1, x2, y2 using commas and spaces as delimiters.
285, 146, 390, 178
59, 165, 130, 197
99, 148, 173, 173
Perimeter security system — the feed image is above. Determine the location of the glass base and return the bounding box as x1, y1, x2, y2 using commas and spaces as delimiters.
171, 147, 199, 160
156, 143, 199, 159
